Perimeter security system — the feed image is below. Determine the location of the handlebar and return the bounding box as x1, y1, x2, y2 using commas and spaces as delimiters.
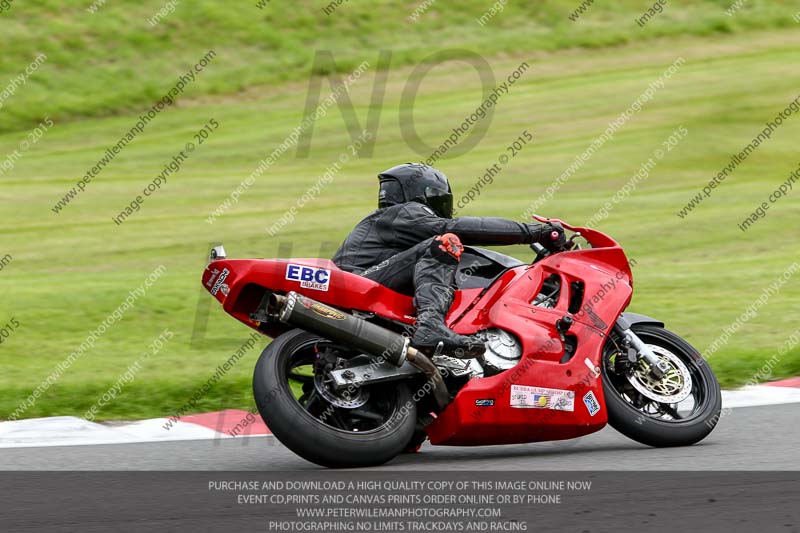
529, 221, 583, 263
531, 242, 550, 262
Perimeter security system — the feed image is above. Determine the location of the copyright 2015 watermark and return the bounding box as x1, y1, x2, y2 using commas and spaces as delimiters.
0, 0, 16, 13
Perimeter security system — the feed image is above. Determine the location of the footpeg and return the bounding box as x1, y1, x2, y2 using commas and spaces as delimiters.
432, 354, 481, 378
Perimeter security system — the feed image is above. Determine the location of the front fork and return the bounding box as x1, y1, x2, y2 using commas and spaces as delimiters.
612, 323, 670, 380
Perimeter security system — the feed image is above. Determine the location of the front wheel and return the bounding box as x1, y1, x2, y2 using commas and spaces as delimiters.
602, 325, 722, 447
253, 329, 416, 468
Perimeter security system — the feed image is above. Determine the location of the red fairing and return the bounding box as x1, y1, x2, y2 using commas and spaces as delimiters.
203, 221, 635, 447
424, 323, 611, 446
426, 229, 633, 446
202, 258, 415, 332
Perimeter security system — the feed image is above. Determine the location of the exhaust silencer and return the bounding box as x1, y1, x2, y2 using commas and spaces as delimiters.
271, 292, 411, 367
270, 291, 450, 409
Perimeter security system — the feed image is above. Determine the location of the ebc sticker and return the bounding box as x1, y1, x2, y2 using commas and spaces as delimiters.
285, 264, 331, 292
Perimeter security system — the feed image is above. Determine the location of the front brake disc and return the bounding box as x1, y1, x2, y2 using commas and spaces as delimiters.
627, 345, 693, 404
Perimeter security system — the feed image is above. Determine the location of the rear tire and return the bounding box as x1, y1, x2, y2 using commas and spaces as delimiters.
253, 329, 416, 468
602, 325, 722, 447
403, 427, 428, 454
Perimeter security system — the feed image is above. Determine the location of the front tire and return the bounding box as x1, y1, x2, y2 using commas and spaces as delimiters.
602, 325, 722, 447
253, 329, 416, 468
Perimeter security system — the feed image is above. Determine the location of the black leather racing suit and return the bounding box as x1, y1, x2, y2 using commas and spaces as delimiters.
332, 201, 542, 295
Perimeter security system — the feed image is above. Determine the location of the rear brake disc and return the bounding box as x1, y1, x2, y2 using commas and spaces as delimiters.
314, 370, 370, 409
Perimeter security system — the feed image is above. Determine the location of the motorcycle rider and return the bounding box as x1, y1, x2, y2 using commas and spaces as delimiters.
332, 163, 566, 357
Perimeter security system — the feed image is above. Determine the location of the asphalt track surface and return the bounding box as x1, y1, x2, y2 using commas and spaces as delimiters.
1, 404, 797, 470
2, 405, 798, 532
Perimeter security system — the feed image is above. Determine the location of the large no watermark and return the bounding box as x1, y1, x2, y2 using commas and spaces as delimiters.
297, 49, 501, 160
399, 49, 496, 159
296, 51, 389, 158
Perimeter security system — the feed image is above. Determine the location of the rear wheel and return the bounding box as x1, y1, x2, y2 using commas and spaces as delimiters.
253, 329, 416, 468
601, 325, 722, 447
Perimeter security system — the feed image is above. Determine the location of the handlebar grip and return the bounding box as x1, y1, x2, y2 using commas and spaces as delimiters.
531, 242, 550, 261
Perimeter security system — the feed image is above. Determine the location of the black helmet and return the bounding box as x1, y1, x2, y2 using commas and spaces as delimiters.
377, 163, 454, 218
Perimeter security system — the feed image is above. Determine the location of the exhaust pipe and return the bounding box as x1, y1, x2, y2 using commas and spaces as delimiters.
271, 292, 450, 408
272, 292, 411, 366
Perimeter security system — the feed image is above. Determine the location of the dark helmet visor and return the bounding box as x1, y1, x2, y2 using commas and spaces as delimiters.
425, 186, 453, 219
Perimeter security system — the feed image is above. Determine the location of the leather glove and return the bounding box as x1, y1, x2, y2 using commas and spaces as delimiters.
528, 222, 567, 252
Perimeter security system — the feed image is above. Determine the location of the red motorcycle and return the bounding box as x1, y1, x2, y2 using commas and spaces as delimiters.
203, 216, 721, 468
